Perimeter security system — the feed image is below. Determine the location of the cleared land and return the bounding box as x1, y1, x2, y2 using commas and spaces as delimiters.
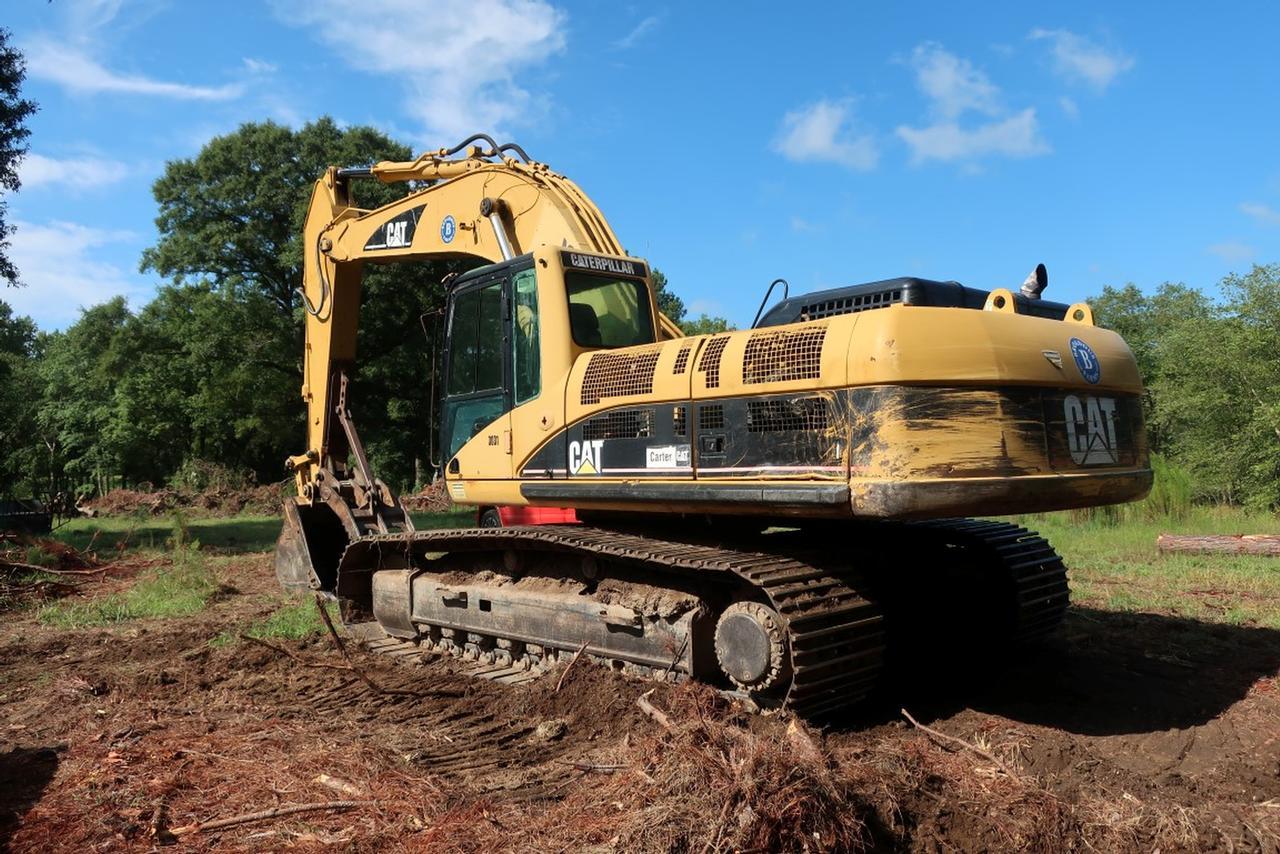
0, 510, 1277, 852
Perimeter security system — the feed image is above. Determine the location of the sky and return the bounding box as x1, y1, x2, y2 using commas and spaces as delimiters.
4, 0, 1280, 330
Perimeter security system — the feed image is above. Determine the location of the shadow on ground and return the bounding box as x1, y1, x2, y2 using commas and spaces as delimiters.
0, 745, 60, 850
849, 607, 1280, 737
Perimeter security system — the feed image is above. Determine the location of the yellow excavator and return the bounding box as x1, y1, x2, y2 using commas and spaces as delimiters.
275, 134, 1151, 717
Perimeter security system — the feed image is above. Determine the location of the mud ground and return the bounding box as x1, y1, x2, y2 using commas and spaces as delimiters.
0, 552, 1276, 852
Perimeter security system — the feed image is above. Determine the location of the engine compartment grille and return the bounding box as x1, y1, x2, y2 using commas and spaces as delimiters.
580, 346, 662, 405
742, 325, 828, 385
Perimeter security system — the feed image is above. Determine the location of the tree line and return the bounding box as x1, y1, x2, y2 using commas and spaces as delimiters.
0, 118, 734, 503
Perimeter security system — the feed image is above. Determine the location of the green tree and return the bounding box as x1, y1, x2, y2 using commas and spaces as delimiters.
651, 269, 686, 324
0, 28, 38, 286
1153, 266, 1280, 509
37, 298, 133, 497
0, 300, 41, 496
680, 314, 735, 336
141, 118, 467, 491
1091, 281, 1214, 453
1094, 266, 1280, 509
650, 267, 735, 335
142, 117, 413, 314
102, 283, 299, 484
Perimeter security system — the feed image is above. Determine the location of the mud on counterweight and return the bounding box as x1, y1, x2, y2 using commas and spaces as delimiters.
334, 519, 1068, 718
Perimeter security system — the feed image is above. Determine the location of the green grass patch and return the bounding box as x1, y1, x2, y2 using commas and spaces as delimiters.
212, 598, 330, 647
1011, 506, 1280, 628
38, 534, 219, 628
56, 513, 286, 556
56, 508, 474, 557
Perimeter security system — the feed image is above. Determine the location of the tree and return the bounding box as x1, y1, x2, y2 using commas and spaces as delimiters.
650, 268, 736, 335
1091, 281, 1215, 455
1092, 266, 1280, 510
0, 29, 38, 287
680, 314, 735, 336
101, 283, 300, 484
651, 269, 686, 325
0, 300, 40, 496
37, 299, 133, 497
142, 118, 415, 315
141, 118, 468, 491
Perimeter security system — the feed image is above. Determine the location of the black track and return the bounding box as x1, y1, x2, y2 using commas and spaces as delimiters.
341, 518, 1068, 718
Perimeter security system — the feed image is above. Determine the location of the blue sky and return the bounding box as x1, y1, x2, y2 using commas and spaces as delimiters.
5, 0, 1280, 329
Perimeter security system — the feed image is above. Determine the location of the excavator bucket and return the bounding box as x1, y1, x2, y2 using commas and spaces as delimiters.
274, 499, 347, 594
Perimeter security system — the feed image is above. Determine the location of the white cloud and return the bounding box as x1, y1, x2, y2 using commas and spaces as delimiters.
5, 220, 152, 329
242, 57, 278, 74
897, 43, 1048, 165
1058, 96, 1079, 119
615, 15, 661, 49
897, 109, 1048, 163
1029, 29, 1134, 90
908, 43, 1000, 119
774, 99, 878, 171
272, 0, 566, 144
1240, 202, 1280, 227
1207, 241, 1255, 265
18, 153, 128, 190
25, 38, 243, 100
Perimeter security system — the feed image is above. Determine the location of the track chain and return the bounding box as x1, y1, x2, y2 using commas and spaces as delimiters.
344, 518, 1067, 717
907, 518, 1071, 642
343, 525, 886, 718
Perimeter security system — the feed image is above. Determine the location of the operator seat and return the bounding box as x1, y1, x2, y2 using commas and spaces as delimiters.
569, 303, 603, 347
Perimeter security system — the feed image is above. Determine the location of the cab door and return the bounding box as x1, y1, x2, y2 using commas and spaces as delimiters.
440, 271, 513, 479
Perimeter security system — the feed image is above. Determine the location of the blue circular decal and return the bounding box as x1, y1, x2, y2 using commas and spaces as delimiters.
1069, 337, 1100, 384
440, 215, 456, 244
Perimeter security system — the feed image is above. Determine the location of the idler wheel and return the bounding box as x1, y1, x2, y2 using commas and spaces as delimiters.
714, 602, 791, 692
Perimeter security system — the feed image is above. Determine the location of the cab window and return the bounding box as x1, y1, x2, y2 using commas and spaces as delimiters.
565, 272, 654, 348
446, 281, 503, 396
512, 268, 540, 403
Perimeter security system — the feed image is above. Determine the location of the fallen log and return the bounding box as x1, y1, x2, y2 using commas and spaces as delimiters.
1156, 534, 1280, 557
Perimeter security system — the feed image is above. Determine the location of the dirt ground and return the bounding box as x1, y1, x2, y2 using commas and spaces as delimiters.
0, 552, 1277, 852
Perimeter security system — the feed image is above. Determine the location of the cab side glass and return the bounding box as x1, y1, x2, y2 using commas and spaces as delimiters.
512, 268, 541, 404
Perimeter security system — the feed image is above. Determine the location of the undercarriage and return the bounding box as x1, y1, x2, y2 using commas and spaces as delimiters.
307, 518, 1069, 718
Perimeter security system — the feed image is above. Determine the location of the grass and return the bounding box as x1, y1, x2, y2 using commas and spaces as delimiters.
45, 502, 1279, 631
38, 533, 220, 628
211, 598, 334, 647
1012, 506, 1280, 629
54, 508, 474, 556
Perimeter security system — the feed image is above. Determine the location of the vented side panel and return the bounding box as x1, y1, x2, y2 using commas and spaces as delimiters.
747, 397, 830, 433
672, 343, 693, 375
674, 406, 687, 437
696, 337, 731, 389
580, 346, 663, 405
583, 408, 655, 441
742, 325, 828, 385
699, 404, 725, 431
801, 289, 902, 320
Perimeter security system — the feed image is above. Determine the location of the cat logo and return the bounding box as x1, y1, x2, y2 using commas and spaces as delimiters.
363, 205, 424, 250
568, 439, 605, 475
1063, 394, 1119, 465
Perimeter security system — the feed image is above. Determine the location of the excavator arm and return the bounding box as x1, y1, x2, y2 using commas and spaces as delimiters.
291, 138, 678, 493
278, 137, 677, 591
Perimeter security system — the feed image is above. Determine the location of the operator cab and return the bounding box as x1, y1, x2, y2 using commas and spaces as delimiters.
439, 249, 657, 470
